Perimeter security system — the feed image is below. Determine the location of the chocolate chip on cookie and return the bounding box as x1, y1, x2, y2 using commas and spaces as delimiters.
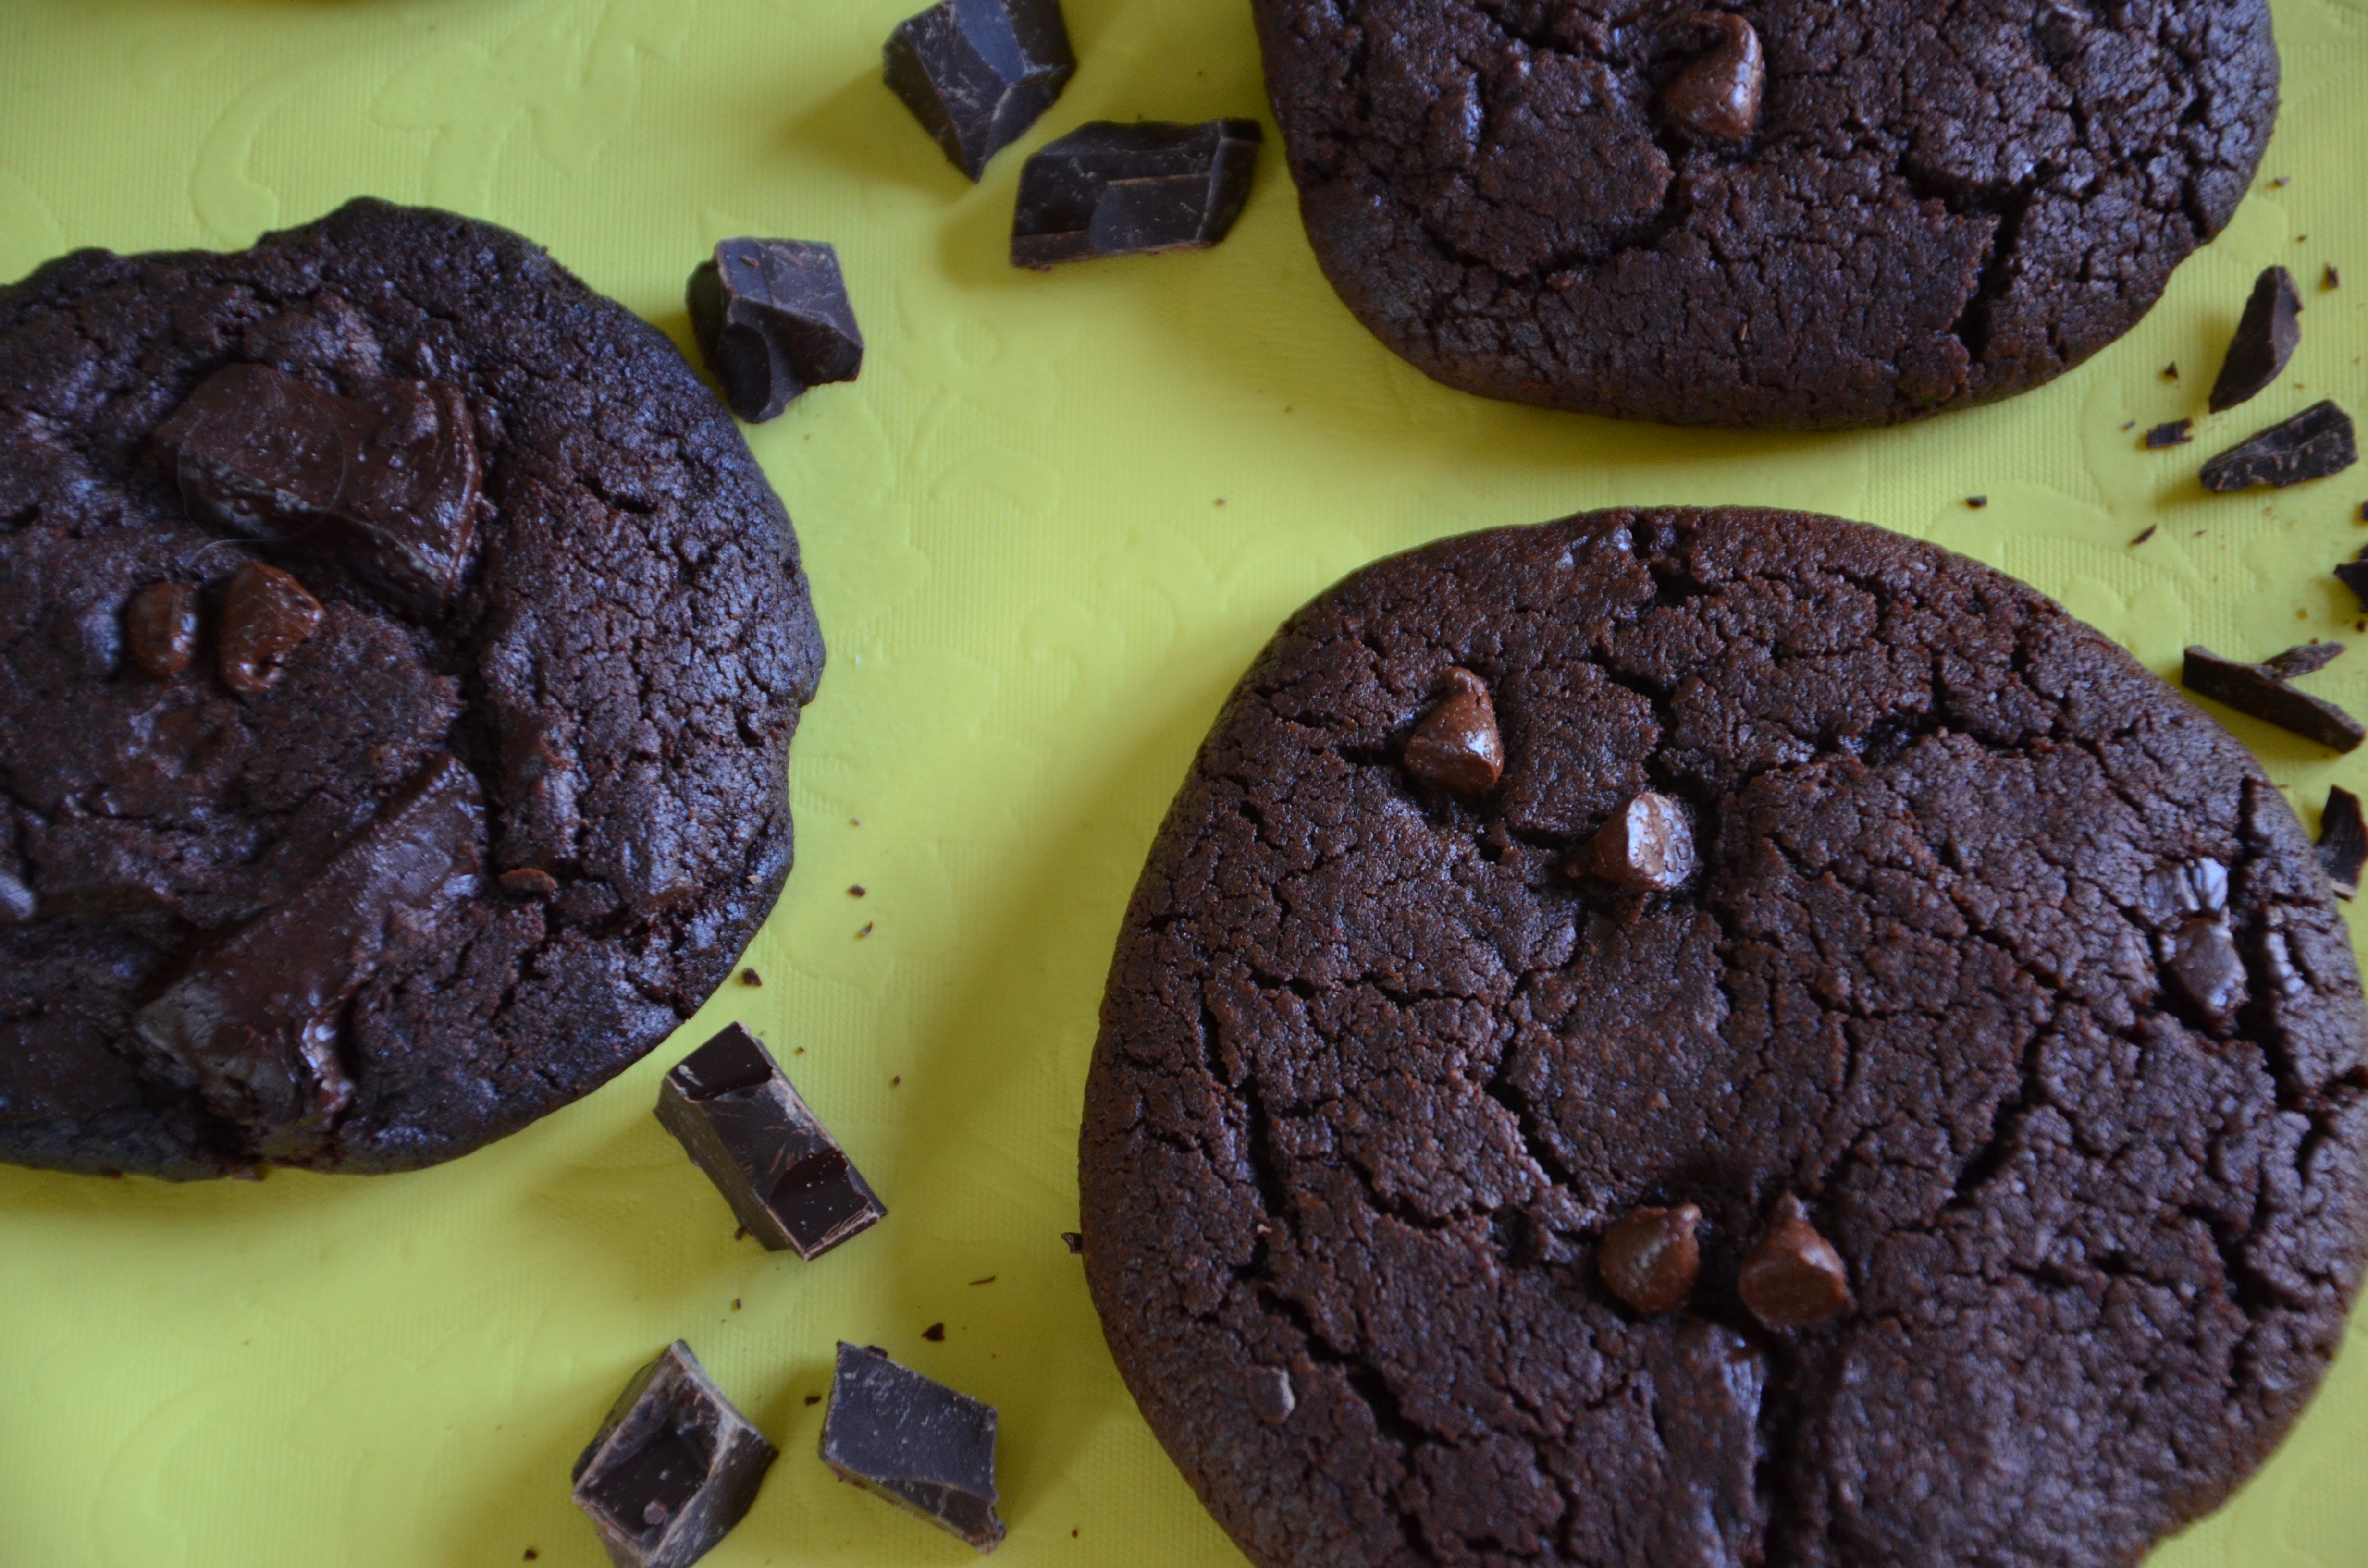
1739, 1195, 1850, 1331
217, 561, 322, 696
124, 582, 199, 677
1597, 1203, 1702, 1315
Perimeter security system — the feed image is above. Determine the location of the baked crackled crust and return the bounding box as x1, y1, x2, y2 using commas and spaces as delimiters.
1253, 0, 2279, 428
1082, 508, 2368, 1568
0, 200, 823, 1178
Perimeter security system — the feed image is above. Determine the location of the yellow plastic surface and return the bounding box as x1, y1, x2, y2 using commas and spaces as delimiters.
4, 0, 2368, 1564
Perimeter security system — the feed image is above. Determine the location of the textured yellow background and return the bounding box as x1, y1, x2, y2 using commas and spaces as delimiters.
3, 0, 2366, 1564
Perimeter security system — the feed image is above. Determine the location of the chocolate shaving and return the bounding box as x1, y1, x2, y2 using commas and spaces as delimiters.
2182, 645, 2366, 752
2209, 266, 2304, 412
2200, 401, 2358, 492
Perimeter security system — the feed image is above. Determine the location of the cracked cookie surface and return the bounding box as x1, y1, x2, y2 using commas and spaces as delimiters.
0, 199, 824, 1178
1081, 508, 2368, 1567
1252, 0, 2279, 429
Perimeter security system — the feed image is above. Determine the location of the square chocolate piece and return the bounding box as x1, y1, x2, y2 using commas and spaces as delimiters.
570, 1341, 777, 1568
1010, 119, 1262, 270
685, 239, 863, 424
820, 1343, 1005, 1551
884, 0, 1075, 181
654, 1023, 887, 1259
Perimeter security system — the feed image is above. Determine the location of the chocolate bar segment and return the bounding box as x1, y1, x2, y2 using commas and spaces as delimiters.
1011, 120, 1261, 270
571, 1341, 777, 1568
2200, 400, 2358, 491
2319, 786, 2366, 900
2182, 645, 2366, 753
820, 1342, 1005, 1551
686, 240, 864, 424
884, 0, 1075, 181
655, 1023, 887, 1259
2208, 266, 2303, 413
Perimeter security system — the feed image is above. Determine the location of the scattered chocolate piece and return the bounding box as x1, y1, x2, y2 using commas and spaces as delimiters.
1661, 12, 1764, 142
500, 867, 560, 897
2209, 266, 2305, 412
2200, 401, 2358, 491
2264, 642, 2345, 680
686, 239, 863, 425
922, 1322, 947, 1342
2181, 645, 2366, 752
218, 560, 322, 696
805, 1394, 822, 1406
2326, 264, 2342, 290
1061, 1231, 1083, 1253
1597, 1203, 1702, 1316
849, 885, 867, 897
125, 581, 199, 677
654, 1023, 888, 1260
1011, 119, 1261, 270
131, 753, 483, 1152
1572, 791, 1696, 891
2336, 551, 2368, 612
2163, 362, 2180, 379
1245, 1366, 1296, 1424
1400, 667, 1504, 795
1965, 494, 1988, 508
2273, 176, 2290, 187
2319, 787, 2366, 899
2131, 525, 2158, 546
820, 1342, 1005, 1551
2144, 419, 2194, 449
2161, 916, 2248, 1031
857, 922, 874, 938
739, 967, 762, 987
154, 363, 481, 615
883, 0, 1075, 180
570, 1340, 777, 1568
525, 1552, 539, 1562
969, 1275, 996, 1286
1738, 1195, 1850, 1330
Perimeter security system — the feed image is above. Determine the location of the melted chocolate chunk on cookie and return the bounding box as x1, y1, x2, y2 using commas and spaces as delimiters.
686, 239, 864, 424
571, 1341, 777, 1568
218, 561, 323, 697
2209, 265, 2303, 413
124, 583, 199, 678
1661, 13, 1764, 143
1739, 1196, 1851, 1330
1400, 667, 1503, 795
1011, 120, 1261, 270
2182, 644, 2365, 752
2201, 401, 2359, 492
1597, 1203, 1701, 1315
821, 1342, 1005, 1551
2318, 786, 2366, 900
2160, 914, 2248, 1033
884, 0, 1075, 181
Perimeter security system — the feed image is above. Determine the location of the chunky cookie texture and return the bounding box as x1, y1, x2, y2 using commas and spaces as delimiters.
0, 200, 825, 1178
1251, 0, 2280, 429
1081, 508, 2368, 1568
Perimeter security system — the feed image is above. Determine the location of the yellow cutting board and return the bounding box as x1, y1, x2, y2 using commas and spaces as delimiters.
3, 0, 2366, 1564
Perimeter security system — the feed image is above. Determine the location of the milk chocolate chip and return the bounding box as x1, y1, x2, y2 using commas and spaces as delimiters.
1598, 1203, 1702, 1316
218, 561, 323, 696
125, 582, 199, 677
1401, 668, 1504, 795
1663, 13, 1764, 142
1738, 1195, 1850, 1330
1574, 791, 1696, 891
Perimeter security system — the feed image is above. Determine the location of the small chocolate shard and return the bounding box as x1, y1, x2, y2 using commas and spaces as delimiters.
922, 1322, 947, 1342
570, 1340, 777, 1568
1245, 1366, 1296, 1424
884, 0, 1074, 181
2264, 642, 2345, 680
2144, 419, 2194, 449
2131, 525, 2158, 546
2200, 401, 2358, 491
1738, 1195, 1850, 1330
1401, 668, 1504, 795
2336, 548, 2368, 612
2182, 645, 2366, 752
1597, 1203, 1702, 1316
2319, 786, 2366, 899
1965, 494, 1988, 508
218, 560, 322, 696
2161, 916, 2248, 1031
1011, 119, 1261, 270
500, 867, 560, 897
131, 753, 483, 1148
2327, 264, 2342, 290
125, 582, 199, 677
1061, 1230, 1084, 1254
686, 239, 863, 424
739, 967, 762, 987
1572, 792, 1696, 891
821, 1342, 1005, 1551
1662, 12, 1764, 142
2209, 266, 2304, 413
654, 1023, 888, 1260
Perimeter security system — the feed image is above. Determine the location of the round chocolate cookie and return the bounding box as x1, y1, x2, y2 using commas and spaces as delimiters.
0, 200, 824, 1178
1081, 508, 2368, 1567
1252, 1, 2279, 428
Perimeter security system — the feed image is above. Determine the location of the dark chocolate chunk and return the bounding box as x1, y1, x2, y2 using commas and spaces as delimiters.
1661, 12, 1764, 143
2145, 418, 2195, 448
131, 753, 483, 1150
153, 363, 481, 614
922, 1322, 946, 1341
2319, 786, 2366, 899
820, 1342, 1005, 1552
1245, 1366, 1296, 1424
1571, 791, 1696, 891
2264, 642, 2345, 680
1597, 1203, 1702, 1316
883, 0, 1075, 181
685, 239, 864, 425
125, 582, 199, 677
570, 1340, 777, 1568
2162, 916, 2248, 1031
2209, 266, 2304, 412
2182, 645, 2366, 752
217, 560, 322, 696
1737, 1195, 1850, 1331
2200, 401, 2358, 491
1400, 667, 1503, 795
654, 1023, 887, 1260
1010, 119, 1261, 270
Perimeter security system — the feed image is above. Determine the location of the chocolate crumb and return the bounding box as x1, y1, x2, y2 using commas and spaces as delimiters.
2319, 787, 2367, 899
2131, 525, 2158, 546
2121, 420, 2137, 431
2328, 265, 2342, 290
2273, 175, 2291, 187
2144, 419, 2194, 448
1739, 1195, 1851, 1330
857, 922, 874, 938
923, 1322, 946, 1341
2182, 645, 2366, 752
970, 1275, 997, 1286
732, 1298, 741, 1311
806, 1394, 822, 1406
525, 1553, 539, 1562
891, 1075, 900, 1087
2163, 362, 2180, 379
1965, 494, 1987, 508
734, 1226, 748, 1241
849, 885, 866, 896
739, 967, 762, 986
1061, 1231, 1084, 1253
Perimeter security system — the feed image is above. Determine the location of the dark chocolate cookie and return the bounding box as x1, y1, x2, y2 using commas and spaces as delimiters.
0, 200, 825, 1178
1081, 508, 2368, 1567
1252, 1, 2279, 428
